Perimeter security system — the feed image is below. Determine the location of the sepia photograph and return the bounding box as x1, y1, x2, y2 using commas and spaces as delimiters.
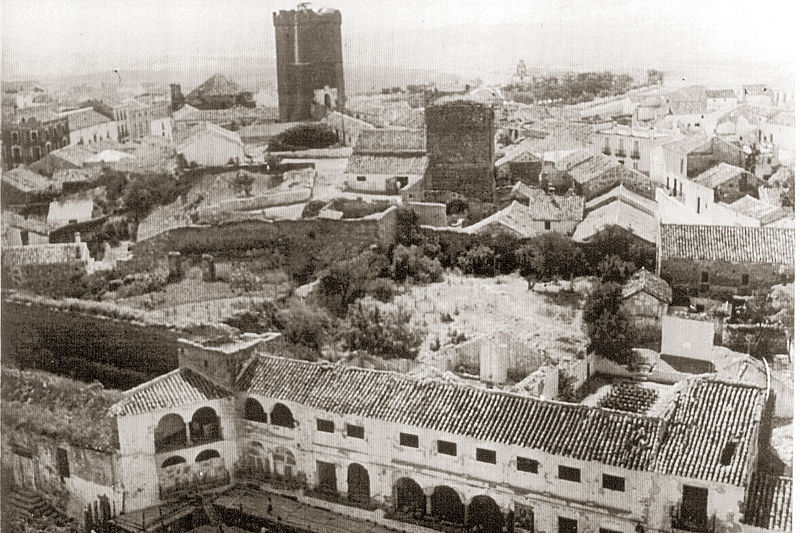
0, 1, 796, 532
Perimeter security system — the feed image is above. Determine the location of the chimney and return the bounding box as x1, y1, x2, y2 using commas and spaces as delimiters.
201, 254, 216, 282
480, 340, 508, 385
167, 251, 182, 281
74, 232, 81, 243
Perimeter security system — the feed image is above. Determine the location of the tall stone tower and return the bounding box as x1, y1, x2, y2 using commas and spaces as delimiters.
273, 4, 346, 122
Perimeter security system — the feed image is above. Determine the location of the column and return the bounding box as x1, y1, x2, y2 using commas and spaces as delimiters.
425, 495, 432, 515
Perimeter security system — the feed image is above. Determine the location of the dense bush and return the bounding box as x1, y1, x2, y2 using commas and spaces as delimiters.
275, 300, 332, 352
583, 283, 634, 365
328, 198, 392, 219
390, 244, 443, 284
445, 198, 469, 215
366, 278, 396, 302
268, 124, 338, 151
457, 245, 496, 276
597, 254, 637, 283
301, 200, 326, 218
316, 250, 390, 316
338, 303, 423, 360
516, 233, 584, 281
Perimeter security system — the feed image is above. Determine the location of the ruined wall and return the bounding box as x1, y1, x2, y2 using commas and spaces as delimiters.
661, 258, 792, 301
687, 138, 745, 178
425, 102, 495, 202
577, 166, 661, 201
1, 261, 89, 295
713, 173, 761, 204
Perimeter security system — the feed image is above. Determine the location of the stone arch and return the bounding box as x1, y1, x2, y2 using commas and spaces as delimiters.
160, 456, 186, 468
244, 398, 268, 423
190, 406, 220, 442
430, 485, 464, 524
195, 449, 221, 462
347, 463, 370, 503
245, 441, 268, 472
270, 403, 295, 428
394, 477, 425, 515
466, 495, 502, 533
154, 413, 187, 452
272, 446, 295, 478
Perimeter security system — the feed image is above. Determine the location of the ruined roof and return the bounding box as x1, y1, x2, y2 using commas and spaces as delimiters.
2, 166, 53, 193
728, 194, 791, 225
237, 355, 661, 471
573, 200, 658, 244
1, 367, 123, 452
742, 473, 793, 531
1, 243, 90, 267
353, 129, 426, 154
656, 380, 766, 485
512, 185, 584, 221
693, 162, 750, 189
186, 74, 245, 99
466, 200, 543, 237
621, 268, 672, 303
705, 89, 737, 99
110, 367, 234, 417
345, 154, 428, 175
660, 224, 794, 265
568, 154, 620, 184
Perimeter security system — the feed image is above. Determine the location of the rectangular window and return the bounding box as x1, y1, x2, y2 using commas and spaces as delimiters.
633, 161, 639, 170
558, 517, 578, 533
476, 448, 496, 464
558, 465, 581, 482
399, 433, 419, 448
346, 424, 364, 439
11, 131, 19, 143
602, 474, 625, 492
516, 457, 539, 473
56, 448, 70, 478
742, 274, 750, 286
316, 419, 334, 433
356, 175, 366, 182
437, 440, 457, 456
544, 221, 551, 230
600, 529, 623, 533
701, 271, 709, 282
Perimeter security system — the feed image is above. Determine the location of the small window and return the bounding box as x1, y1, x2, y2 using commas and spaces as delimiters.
356, 176, 366, 182
476, 448, 496, 464
346, 424, 364, 439
558, 516, 578, 533
558, 465, 581, 482
741, 274, 750, 286
633, 161, 639, 170
56, 448, 70, 478
602, 474, 625, 492
719, 441, 737, 466
437, 440, 457, 456
11, 131, 19, 143
516, 457, 539, 473
399, 433, 419, 448
316, 419, 335, 433
680, 159, 684, 174
600, 529, 623, 533
544, 221, 551, 230
701, 271, 709, 283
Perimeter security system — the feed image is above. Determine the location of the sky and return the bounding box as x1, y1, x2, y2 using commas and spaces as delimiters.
2, 0, 797, 82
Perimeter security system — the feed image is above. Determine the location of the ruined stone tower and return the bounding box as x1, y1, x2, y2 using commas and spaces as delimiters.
273, 4, 346, 122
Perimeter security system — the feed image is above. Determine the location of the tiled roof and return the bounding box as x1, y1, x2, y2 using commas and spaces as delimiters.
573, 200, 657, 244
495, 142, 541, 167
728, 195, 791, 225
660, 224, 794, 265
2, 212, 50, 235
654, 379, 766, 485
705, 89, 737, 99
353, 129, 425, 154
669, 100, 706, 115
568, 154, 620, 184
621, 268, 672, 303
110, 367, 234, 416
237, 355, 661, 471
767, 166, 793, 187
585, 184, 658, 216
663, 135, 710, 155
554, 149, 593, 171
345, 154, 428, 175
63, 108, 113, 131
46, 145, 96, 167
466, 201, 543, 237
187, 74, 245, 99
693, 162, 749, 189
759, 186, 783, 207
767, 111, 795, 127
2, 166, 53, 193
1, 243, 89, 267
512, 185, 584, 221
177, 122, 243, 151
742, 473, 792, 532
238, 122, 305, 141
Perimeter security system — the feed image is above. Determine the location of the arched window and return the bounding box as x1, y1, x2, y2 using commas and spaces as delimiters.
155, 414, 187, 452
195, 449, 221, 462
431, 486, 464, 524
190, 406, 220, 442
394, 477, 425, 515
244, 398, 268, 423
272, 447, 295, 478
270, 403, 295, 428
467, 495, 502, 533
347, 463, 370, 503
161, 456, 186, 468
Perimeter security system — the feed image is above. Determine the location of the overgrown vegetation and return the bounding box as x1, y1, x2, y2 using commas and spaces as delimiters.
583, 283, 634, 366
502, 71, 636, 105
339, 303, 423, 360
328, 198, 392, 219
268, 123, 339, 151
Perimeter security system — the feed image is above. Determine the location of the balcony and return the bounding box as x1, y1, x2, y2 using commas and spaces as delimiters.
602, 147, 612, 155
615, 150, 627, 158
631, 151, 641, 160
671, 505, 716, 533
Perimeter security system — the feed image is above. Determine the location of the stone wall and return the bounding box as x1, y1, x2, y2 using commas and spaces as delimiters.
687, 138, 745, 178
2, 261, 89, 295
661, 257, 792, 301
578, 165, 660, 201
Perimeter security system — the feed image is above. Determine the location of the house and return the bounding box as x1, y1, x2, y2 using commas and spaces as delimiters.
742, 84, 775, 106
727, 195, 793, 227
692, 163, 762, 204
592, 124, 675, 175
704, 89, 738, 112
29, 144, 95, 176
47, 198, 95, 226
620, 268, 672, 322
761, 111, 795, 165
322, 111, 375, 147
510, 183, 584, 234
2, 211, 49, 247
573, 196, 658, 244
567, 153, 660, 200
657, 224, 794, 300
61, 108, 117, 145
464, 200, 541, 238
345, 129, 427, 193
1, 166, 58, 204
653, 135, 745, 184
2, 106, 71, 170
495, 141, 543, 188
177, 122, 246, 167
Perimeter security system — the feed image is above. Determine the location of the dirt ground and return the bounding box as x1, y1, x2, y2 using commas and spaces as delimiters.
372, 272, 589, 364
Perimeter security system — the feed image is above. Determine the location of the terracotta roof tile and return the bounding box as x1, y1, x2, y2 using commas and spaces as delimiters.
693, 162, 750, 189
512, 185, 584, 221
622, 268, 672, 303
660, 224, 794, 265
110, 368, 234, 416
353, 129, 425, 154
568, 154, 621, 184
573, 200, 657, 243
345, 154, 428, 175
743, 473, 792, 531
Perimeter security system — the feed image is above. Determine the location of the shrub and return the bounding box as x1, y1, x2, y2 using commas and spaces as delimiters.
269, 124, 338, 151
516, 233, 584, 281
583, 283, 634, 365
581, 227, 655, 273
275, 300, 331, 352
316, 251, 390, 316
339, 303, 424, 360
395, 207, 424, 247
367, 278, 396, 302
390, 244, 443, 284
328, 198, 392, 219
301, 200, 326, 218
445, 198, 469, 215
457, 245, 496, 276
597, 254, 636, 283
230, 171, 255, 197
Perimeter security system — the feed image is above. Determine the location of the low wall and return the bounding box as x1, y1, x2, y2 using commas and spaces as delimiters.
722, 323, 790, 358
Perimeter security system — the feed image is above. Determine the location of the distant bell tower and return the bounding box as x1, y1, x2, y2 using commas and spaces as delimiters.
273, 4, 346, 122
516, 60, 527, 78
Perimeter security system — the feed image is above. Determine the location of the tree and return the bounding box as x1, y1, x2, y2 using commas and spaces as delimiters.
231, 171, 255, 197
316, 251, 389, 316
457, 245, 496, 276
583, 283, 634, 365
339, 303, 423, 360
390, 244, 443, 284
516, 233, 584, 281
275, 300, 331, 352
597, 254, 636, 283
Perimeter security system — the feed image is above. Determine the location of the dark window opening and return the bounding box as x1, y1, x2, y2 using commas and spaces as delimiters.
437, 440, 457, 456
544, 221, 551, 230
476, 448, 496, 464
346, 424, 364, 439
600, 529, 623, 533
741, 274, 750, 286
602, 474, 625, 491
399, 433, 419, 448
701, 271, 709, 282
244, 398, 268, 423
558, 465, 581, 482
517, 457, 539, 473
270, 403, 295, 428
719, 441, 737, 466
317, 461, 337, 493
558, 516, 578, 533
56, 448, 70, 478
356, 175, 366, 182
316, 419, 335, 433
